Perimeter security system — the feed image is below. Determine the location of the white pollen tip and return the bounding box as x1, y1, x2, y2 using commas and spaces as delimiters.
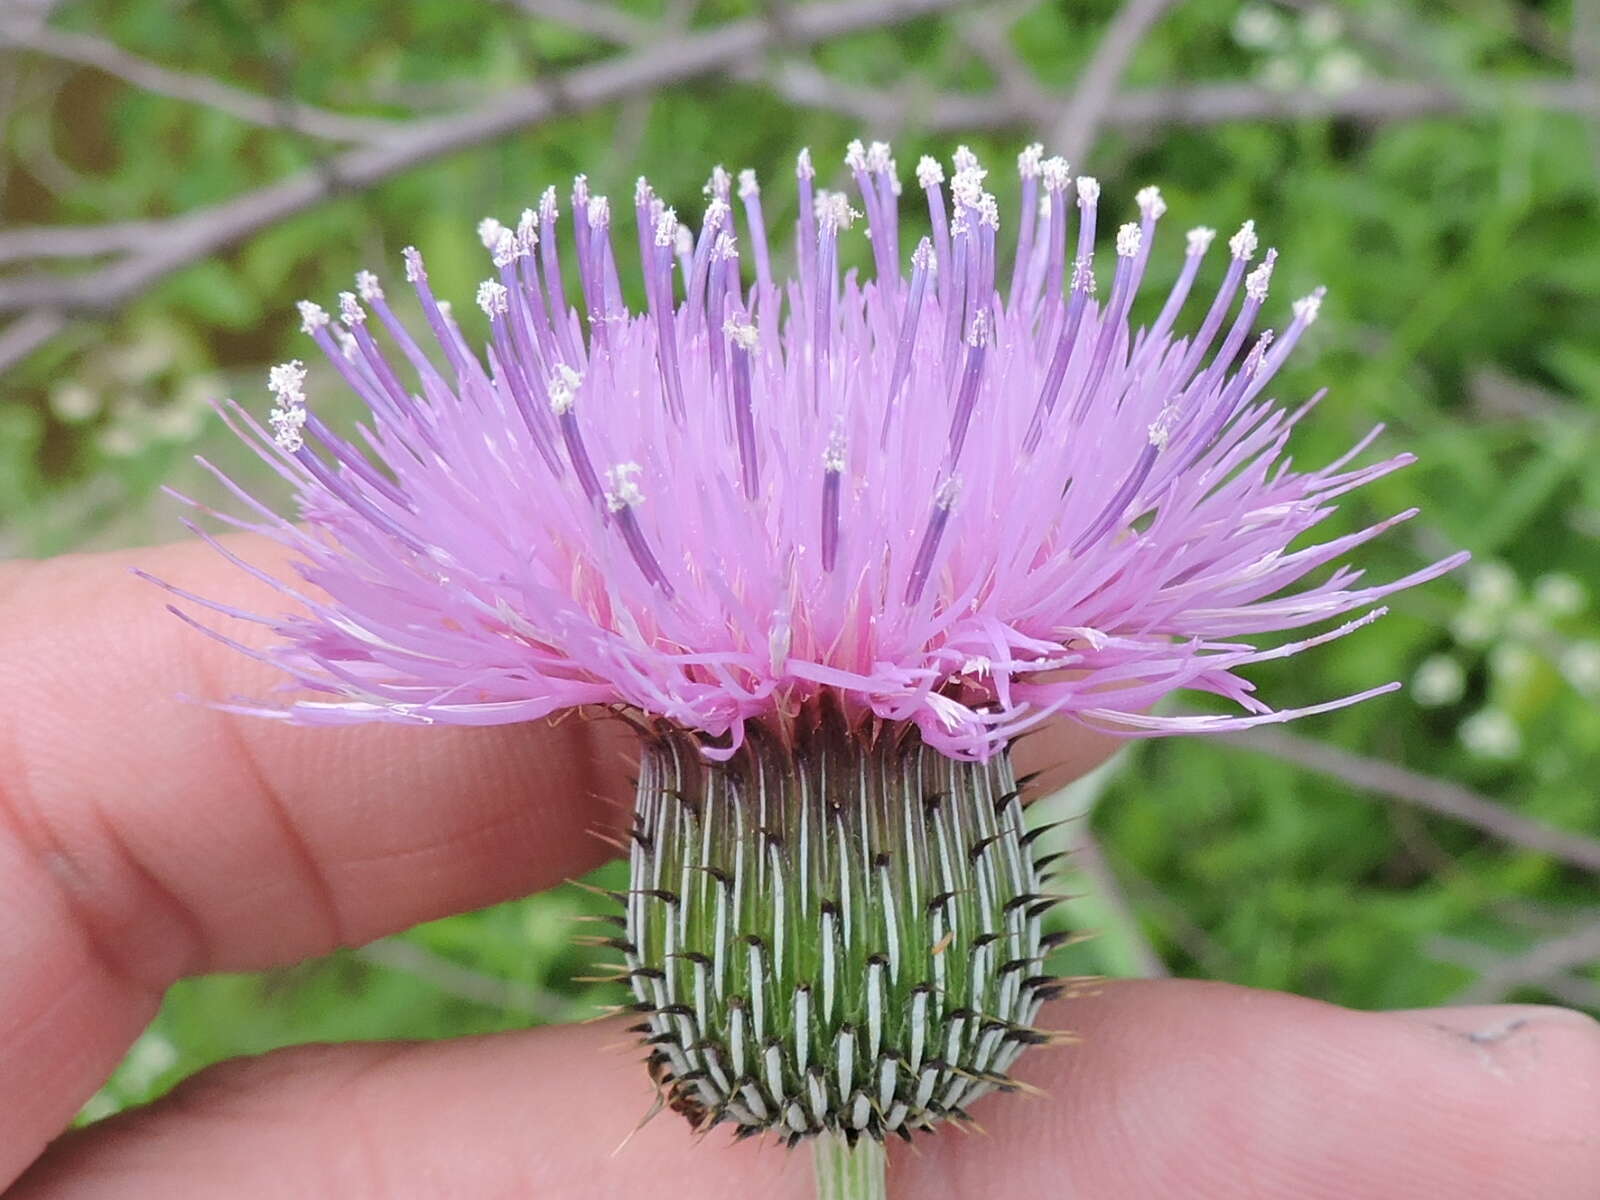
1147, 411, 1174, 450
796, 147, 815, 180
738, 167, 759, 198
402, 246, 424, 283
723, 316, 759, 351
604, 462, 645, 511
714, 231, 739, 260
1229, 219, 1258, 261
952, 144, 979, 173
674, 225, 693, 257
492, 228, 520, 269
634, 176, 653, 206
844, 138, 867, 170
477, 217, 505, 249
296, 300, 329, 334
587, 196, 611, 230
516, 208, 538, 251
337, 291, 366, 326
912, 237, 935, 272
1293, 288, 1325, 324
705, 196, 730, 228
916, 155, 944, 189
572, 173, 589, 204
1071, 255, 1097, 294
476, 279, 509, 318
355, 270, 384, 302
934, 475, 962, 509
1245, 248, 1278, 300
540, 186, 559, 221
1135, 185, 1167, 219
267, 359, 307, 399
1246, 329, 1276, 374
1040, 156, 1071, 192
824, 193, 859, 232
546, 364, 582, 414
1017, 142, 1045, 178
704, 164, 731, 199
1116, 222, 1143, 258
1076, 176, 1100, 206
269, 404, 307, 452
822, 428, 847, 473
866, 140, 894, 173
1186, 226, 1217, 255
966, 310, 990, 347
654, 208, 679, 247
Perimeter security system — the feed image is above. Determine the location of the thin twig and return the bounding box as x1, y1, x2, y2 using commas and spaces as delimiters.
1574, 0, 1600, 176
355, 936, 572, 1019
1072, 832, 1170, 978
0, 219, 185, 265
0, 309, 67, 371
0, 24, 410, 144
1051, 0, 1175, 161
502, 0, 652, 45
0, 0, 974, 370
955, 2, 1048, 116
764, 68, 1594, 135
1430, 930, 1600, 1009
1223, 728, 1600, 874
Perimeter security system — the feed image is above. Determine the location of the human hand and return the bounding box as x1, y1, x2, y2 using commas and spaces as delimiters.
2, 539, 1596, 1198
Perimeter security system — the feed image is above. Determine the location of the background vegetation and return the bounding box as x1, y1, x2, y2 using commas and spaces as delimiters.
1, 0, 1596, 1121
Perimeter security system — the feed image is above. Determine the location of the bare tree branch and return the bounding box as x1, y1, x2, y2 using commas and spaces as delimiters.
0, 0, 974, 369
355, 936, 572, 1019
1072, 832, 1169, 978
1051, 0, 1175, 161
955, 1, 1049, 116
0, 219, 184, 265
0, 24, 410, 144
1430, 930, 1600, 1009
1574, 0, 1600, 175
0, 309, 67, 372
502, 0, 652, 46
1223, 728, 1600, 874
764, 65, 1596, 135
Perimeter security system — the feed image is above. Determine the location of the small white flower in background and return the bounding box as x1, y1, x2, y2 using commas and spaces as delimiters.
1563, 641, 1600, 695
1459, 709, 1522, 761
95, 425, 145, 458
1450, 607, 1498, 648
1412, 655, 1466, 707
49, 382, 101, 423
1468, 561, 1519, 608
1534, 572, 1587, 618
1300, 6, 1343, 47
1233, 4, 1287, 50
1260, 56, 1303, 93
1313, 49, 1363, 95
1489, 643, 1537, 686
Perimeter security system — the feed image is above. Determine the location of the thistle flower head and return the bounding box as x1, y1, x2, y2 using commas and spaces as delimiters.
165, 138, 1466, 1152
169, 139, 1462, 763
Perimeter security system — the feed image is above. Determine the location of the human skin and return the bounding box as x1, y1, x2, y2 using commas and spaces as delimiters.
0, 538, 1595, 1198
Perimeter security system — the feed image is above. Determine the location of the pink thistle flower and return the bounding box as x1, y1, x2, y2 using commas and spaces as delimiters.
166, 143, 1465, 762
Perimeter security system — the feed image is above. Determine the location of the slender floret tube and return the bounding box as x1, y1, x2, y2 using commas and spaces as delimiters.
158, 140, 1465, 1161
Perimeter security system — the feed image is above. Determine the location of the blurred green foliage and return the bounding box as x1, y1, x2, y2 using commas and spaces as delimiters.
2, 0, 1597, 1122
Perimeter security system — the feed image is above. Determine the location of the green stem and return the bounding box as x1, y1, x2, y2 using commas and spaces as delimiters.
813, 1134, 887, 1200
